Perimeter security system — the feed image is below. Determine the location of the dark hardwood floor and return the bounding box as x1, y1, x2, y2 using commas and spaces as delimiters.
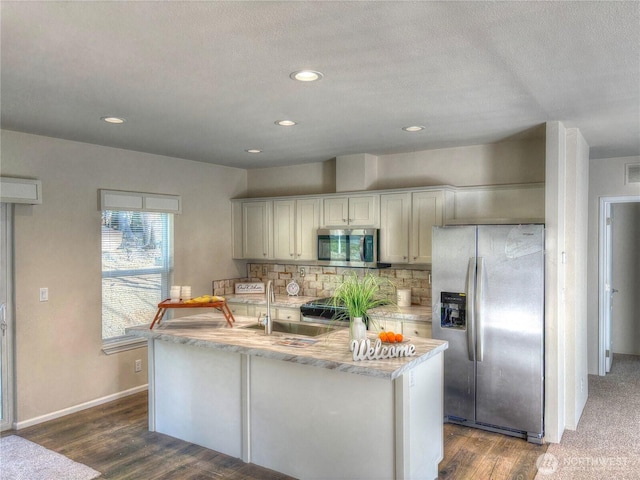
439, 423, 547, 479
3, 391, 547, 479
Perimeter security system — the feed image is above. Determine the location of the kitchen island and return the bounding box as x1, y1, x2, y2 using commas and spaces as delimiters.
128, 312, 447, 480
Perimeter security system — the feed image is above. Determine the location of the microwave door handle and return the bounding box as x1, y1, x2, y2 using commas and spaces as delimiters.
359, 236, 365, 261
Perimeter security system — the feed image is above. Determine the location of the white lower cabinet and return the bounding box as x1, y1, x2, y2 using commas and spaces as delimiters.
227, 303, 248, 317
403, 320, 432, 339
369, 317, 403, 334
276, 307, 301, 322
228, 303, 301, 323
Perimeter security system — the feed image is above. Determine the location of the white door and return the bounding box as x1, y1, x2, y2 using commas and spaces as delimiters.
599, 196, 640, 375
603, 203, 615, 372
0, 203, 14, 431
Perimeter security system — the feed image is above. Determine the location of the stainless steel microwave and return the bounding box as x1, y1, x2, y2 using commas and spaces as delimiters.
317, 228, 386, 268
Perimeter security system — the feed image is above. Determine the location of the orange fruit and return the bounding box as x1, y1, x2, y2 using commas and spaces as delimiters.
387, 331, 396, 343
395, 333, 403, 343
378, 331, 388, 342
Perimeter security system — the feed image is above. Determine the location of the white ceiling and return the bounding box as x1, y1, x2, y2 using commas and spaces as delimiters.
2, 1, 638, 169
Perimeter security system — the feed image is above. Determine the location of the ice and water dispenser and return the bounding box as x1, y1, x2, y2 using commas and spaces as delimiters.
440, 292, 467, 329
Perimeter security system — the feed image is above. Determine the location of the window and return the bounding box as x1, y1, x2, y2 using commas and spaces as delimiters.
101, 210, 173, 347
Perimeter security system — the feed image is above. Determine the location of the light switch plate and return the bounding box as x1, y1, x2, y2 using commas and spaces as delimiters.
39, 287, 48, 302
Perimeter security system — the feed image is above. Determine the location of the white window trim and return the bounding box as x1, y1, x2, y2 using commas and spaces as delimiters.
101, 188, 176, 350
99, 189, 181, 214
0, 177, 42, 204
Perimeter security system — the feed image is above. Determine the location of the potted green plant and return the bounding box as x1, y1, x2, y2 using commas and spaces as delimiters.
332, 272, 395, 342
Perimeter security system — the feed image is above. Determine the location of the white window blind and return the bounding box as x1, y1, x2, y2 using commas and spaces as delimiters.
101, 209, 173, 346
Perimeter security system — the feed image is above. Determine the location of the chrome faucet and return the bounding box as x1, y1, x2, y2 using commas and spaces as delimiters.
259, 280, 275, 335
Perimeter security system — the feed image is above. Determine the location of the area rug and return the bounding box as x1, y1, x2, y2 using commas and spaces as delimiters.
0, 435, 101, 480
535, 354, 640, 480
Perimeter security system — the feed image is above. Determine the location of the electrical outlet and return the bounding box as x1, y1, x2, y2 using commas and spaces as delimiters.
262, 265, 268, 276
299, 267, 305, 277
135, 359, 142, 373
39, 287, 48, 302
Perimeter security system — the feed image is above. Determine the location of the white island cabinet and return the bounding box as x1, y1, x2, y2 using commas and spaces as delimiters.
128, 313, 447, 480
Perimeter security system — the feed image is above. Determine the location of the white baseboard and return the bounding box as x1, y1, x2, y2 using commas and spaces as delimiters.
15, 384, 148, 430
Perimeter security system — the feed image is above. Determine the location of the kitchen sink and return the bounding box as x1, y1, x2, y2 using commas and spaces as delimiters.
242, 320, 338, 337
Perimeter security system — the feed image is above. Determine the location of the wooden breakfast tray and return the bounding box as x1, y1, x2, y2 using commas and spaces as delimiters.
149, 299, 236, 329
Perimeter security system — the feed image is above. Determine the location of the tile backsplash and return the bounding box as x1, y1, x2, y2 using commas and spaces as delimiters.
213, 263, 432, 306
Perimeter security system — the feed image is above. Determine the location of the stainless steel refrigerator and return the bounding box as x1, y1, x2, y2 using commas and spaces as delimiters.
431, 224, 544, 444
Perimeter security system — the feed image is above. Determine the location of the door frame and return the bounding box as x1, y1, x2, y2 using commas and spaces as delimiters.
0, 203, 15, 431
598, 195, 640, 376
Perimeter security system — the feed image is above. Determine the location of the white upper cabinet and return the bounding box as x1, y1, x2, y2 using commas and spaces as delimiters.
322, 195, 379, 227
380, 193, 411, 263
295, 198, 321, 261
273, 198, 320, 261
242, 200, 272, 259
273, 200, 295, 260
380, 190, 443, 264
410, 191, 443, 264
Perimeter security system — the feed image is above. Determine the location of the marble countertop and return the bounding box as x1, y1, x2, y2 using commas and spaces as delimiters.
227, 294, 432, 322
127, 312, 447, 380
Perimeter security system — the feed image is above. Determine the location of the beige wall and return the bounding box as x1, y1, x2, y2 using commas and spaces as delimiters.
374, 139, 545, 190
612, 202, 640, 355
246, 159, 336, 197
587, 156, 640, 374
1, 130, 247, 424
246, 138, 545, 197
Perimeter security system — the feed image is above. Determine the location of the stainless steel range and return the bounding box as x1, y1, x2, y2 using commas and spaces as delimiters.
299, 297, 349, 326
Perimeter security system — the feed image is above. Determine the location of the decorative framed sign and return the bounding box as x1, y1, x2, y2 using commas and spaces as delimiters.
235, 282, 265, 294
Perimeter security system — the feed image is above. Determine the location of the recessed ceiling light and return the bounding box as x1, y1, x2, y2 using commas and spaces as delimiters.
246, 149, 262, 154
275, 120, 297, 126
289, 70, 324, 82
402, 125, 425, 132
101, 116, 126, 124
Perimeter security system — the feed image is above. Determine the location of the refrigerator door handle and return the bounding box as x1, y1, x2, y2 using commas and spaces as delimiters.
466, 257, 476, 361
476, 257, 485, 362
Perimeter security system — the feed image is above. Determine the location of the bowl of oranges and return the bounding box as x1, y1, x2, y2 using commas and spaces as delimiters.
378, 330, 405, 343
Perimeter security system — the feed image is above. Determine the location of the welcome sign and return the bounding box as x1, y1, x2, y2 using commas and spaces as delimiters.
349, 338, 417, 361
